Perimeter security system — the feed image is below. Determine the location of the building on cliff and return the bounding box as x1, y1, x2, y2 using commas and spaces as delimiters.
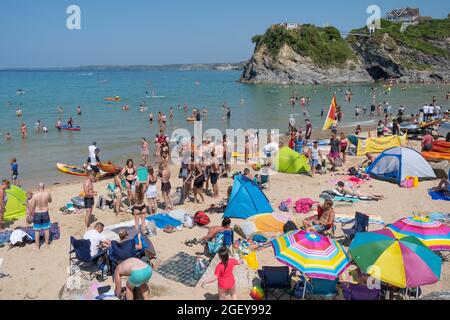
278, 22, 301, 30
385, 7, 431, 23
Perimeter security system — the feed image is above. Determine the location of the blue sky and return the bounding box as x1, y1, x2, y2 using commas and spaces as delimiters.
0, 0, 448, 67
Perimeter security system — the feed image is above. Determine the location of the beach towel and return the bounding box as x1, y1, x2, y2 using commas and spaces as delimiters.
294, 198, 318, 214
428, 190, 450, 201
427, 213, 450, 221
334, 213, 384, 225
155, 252, 209, 287
17, 223, 61, 242
145, 214, 182, 229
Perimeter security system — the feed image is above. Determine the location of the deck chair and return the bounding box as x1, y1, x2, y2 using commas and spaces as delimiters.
342, 212, 369, 240
109, 239, 142, 274
299, 277, 339, 300
260, 266, 293, 300
69, 236, 108, 281
343, 283, 381, 300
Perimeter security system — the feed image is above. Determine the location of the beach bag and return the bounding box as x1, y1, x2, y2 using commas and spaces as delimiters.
193, 257, 208, 280
183, 214, 195, 229
194, 211, 210, 226
348, 167, 358, 176
405, 176, 419, 188
243, 252, 259, 270
96, 195, 107, 210
146, 220, 157, 237
400, 178, 415, 189
279, 201, 289, 212
283, 221, 298, 233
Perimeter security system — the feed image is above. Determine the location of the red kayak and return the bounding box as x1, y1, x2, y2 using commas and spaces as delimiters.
61, 125, 81, 131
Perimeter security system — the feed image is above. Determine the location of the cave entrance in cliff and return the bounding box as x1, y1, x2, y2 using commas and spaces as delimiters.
366, 66, 391, 81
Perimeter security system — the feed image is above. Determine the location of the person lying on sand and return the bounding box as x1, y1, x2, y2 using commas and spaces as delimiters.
185, 218, 232, 247
335, 181, 384, 200
114, 257, 152, 300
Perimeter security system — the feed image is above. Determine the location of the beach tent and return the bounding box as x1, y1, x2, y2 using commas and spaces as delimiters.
4, 185, 27, 221
274, 146, 311, 174
224, 175, 273, 219
366, 147, 436, 184
357, 135, 408, 156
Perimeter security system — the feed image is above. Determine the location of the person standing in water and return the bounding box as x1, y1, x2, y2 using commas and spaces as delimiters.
28, 183, 52, 250
20, 122, 27, 139
10, 158, 19, 185
0, 180, 10, 232
77, 106, 82, 116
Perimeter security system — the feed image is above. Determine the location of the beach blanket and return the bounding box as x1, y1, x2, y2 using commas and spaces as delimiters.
0, 231, 13, 245
145, 214, 182, 229
17, 223, 61, 241
428, 212, 450, 221
334, 213, 385, 225
428, 190, 450, 201
155, 252, 209, 287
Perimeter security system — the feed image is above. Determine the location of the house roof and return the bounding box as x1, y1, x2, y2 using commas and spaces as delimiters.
386, 7, 420, 18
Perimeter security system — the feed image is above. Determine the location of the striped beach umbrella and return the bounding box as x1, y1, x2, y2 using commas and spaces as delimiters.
271, 231, 350, 280
349, 228, 442, 288
387, 216, 450, 251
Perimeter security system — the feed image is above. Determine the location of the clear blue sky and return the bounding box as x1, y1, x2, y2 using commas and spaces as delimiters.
0, 0, 448, 67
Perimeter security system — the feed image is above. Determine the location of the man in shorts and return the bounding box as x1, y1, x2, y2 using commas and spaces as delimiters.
28, 183, 52, 250
303, 199, 335, 233
83, 172, 97, 229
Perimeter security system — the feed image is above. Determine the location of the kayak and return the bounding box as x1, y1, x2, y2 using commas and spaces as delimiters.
98, 162, 120, 175
422, 151, 450, 161
232, 152, 261, 158
186, 117, 196, 122
104, 97, 121, 101
56, 163, 88, 176
62, 125, 81, 131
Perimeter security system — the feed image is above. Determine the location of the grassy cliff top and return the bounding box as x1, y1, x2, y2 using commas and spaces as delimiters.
348, 18, 450, 57
251, 24, 356, 67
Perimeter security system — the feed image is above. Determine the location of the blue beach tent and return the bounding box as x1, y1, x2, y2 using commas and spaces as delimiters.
366, 147, 436, 184
224, 175, 273, 219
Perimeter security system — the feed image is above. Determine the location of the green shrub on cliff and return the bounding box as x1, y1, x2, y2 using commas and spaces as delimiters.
252, 24, 356, 67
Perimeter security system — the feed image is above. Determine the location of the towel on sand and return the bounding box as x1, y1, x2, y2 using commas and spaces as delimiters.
145, 214, 182, 229
294, 198, 318, 214
428, 190, 450, 201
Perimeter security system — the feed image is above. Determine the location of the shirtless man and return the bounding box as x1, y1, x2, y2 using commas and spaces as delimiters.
114, 257, 152, 300
303, 199, 335, 233
28, 183, 52, 249
83, 172, 98, 229
0, 180, 11, 231
160, 163, 172, 210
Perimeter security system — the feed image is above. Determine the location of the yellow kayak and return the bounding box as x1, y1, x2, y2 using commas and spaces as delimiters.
56, 163, 88, 176
232, 152, 261, 158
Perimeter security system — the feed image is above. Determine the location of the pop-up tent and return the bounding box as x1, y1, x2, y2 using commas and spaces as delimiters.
366, 147, 436, 184
224, 175, 273, 219
274, 146, 311, 174
4, 185, 27, 221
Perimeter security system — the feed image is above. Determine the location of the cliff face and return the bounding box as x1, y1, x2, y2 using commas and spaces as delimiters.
349, 33, 450, 83
240, 43, 373, 85
241, 19, 450, 84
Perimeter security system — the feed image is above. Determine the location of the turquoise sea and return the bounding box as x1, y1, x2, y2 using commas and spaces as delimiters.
0, 70, 449, 188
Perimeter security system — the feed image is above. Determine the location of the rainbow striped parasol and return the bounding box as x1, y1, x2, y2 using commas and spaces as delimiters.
271, 231, 350, 280
387, 216, 450, 251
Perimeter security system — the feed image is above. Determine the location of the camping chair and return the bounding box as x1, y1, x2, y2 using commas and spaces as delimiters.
260, 266, 293, 300
108, 239, 142, 274
69, 236, 108, 281
341, 212, 369, 241
342, 283, 381, 300
295, 277, 339, 300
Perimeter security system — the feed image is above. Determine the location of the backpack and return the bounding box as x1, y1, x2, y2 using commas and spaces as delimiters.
283, 221, 298, 233
96, 195, 107, 210
194, 211, 210, 226
348, 167, 358, 176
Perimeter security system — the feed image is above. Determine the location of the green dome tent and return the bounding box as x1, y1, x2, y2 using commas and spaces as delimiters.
4, 185, 27, 221
274, 146, 311, 174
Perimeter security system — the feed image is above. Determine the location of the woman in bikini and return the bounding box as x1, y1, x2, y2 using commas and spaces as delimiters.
141, 138, 149, 165
160, 140, 170, 167
121, 159, 137, 205
113, 168, 124, 215
145, 166, 158, 214
193, 163, 205, 203
133, 183, 148, 232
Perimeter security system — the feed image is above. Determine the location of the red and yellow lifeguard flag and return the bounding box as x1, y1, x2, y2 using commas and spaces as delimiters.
322, 95, 337, 131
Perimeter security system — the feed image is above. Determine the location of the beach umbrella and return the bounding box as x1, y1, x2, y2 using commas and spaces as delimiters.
271, 231, 350, 280
349, 228, 442, 288
387, 216, 450, 251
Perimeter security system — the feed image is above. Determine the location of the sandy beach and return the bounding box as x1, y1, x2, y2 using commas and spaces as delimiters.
0, 127, 449, 300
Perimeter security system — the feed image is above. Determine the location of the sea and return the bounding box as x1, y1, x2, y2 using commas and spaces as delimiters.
0, 70, 449, 188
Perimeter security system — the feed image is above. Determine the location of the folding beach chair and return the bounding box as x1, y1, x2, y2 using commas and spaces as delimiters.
260, 266, 293, 300
341, 212, 369, 241
297, 277, 339, 300
342, 283, 381, 300
69, 236, 108, 281
109, 239, 142, 274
